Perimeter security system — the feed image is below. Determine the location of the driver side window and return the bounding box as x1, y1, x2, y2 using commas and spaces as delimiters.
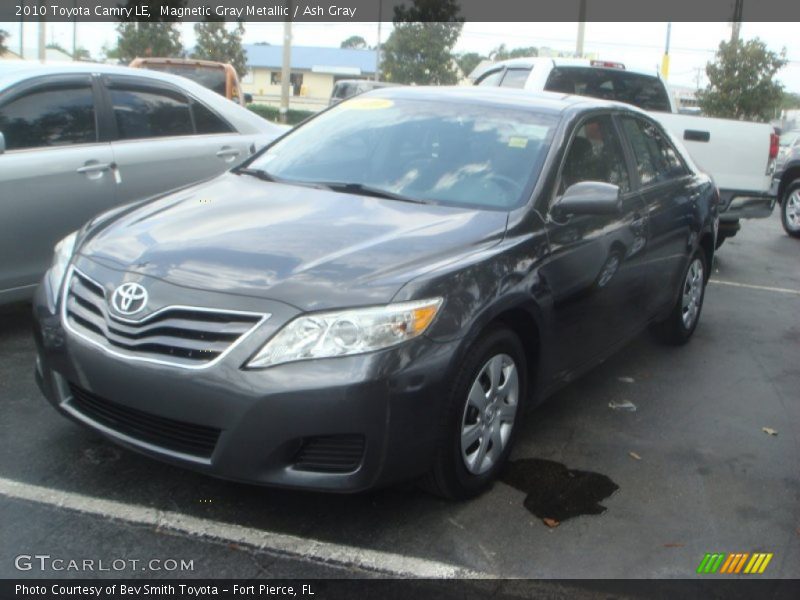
558, 115, 631, 196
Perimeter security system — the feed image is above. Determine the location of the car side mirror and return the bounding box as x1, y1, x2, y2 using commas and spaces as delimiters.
551, 181, 622, 220
244, 93, 253, 104
0, 131, 5, 155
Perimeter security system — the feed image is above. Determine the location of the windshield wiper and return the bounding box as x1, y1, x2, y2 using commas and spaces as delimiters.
234, 167, 281, 182
315, 182, 428, 204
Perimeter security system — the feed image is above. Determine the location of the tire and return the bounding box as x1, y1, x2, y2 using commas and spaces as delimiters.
650, 250, 708, 345
423, 326, 527, 500
781, 181, 800, 239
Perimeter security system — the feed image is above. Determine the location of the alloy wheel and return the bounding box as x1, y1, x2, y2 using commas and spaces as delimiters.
460, 353, 520, 475
681, 258, 704, 329
785, 191, 800, 232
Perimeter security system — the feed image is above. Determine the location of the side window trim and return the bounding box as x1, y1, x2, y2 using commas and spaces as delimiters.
619, 114, 691, 191
103, 75, 195, 142
613, 112, 644, 192
475, 67, 505, 86
189, 98, 236, 135
0, 74, 100, 152
550, 111, 634, 210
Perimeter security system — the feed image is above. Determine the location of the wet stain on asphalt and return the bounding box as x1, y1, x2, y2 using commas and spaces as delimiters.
500, 458, 619, 525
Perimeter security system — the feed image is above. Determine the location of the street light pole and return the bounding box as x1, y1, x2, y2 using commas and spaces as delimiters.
576, 0, 586, 57
375, 0, 382, 81
280, 1, 292, 124
661, 22, 671, 80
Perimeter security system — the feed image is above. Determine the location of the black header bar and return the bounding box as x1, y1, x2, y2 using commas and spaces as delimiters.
2, 0, 800, 23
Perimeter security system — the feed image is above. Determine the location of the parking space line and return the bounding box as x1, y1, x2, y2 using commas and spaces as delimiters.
0, 477, 487, 579
709, 279, 800, 296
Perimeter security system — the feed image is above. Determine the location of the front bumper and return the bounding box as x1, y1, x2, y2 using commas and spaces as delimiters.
32, 279, 459, 492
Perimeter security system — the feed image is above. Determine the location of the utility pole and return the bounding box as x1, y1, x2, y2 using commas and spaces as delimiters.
280, 1, 292, 124
19, 0, 24, 57
38, 0, 45, 62
730, 0, 743, 45
661, 22, 671, 80
374, 0, 382, 81
72, 0, 77, 60
575, 0, 586, 57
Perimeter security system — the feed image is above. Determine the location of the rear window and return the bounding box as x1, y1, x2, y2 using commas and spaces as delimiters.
140, 64, 227, 96
544, 67, 672, 112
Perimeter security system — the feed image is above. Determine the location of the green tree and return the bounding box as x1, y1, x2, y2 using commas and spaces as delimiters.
113, 1, 185, 63
380, 0, 463, 85
781, 91, 800, 111
193, 22, 248, 78
697, 38, 787, 122
341, 35, 367, 50
490, 44, 538, 60
456, 52, 485, 78
73, 47, 92, 62
0, 29, 9, 55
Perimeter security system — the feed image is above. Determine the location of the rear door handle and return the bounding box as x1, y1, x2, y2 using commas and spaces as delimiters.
76, 162, 113, 174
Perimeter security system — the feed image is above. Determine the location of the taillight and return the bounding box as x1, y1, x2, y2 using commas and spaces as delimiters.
769, 132, 779, 159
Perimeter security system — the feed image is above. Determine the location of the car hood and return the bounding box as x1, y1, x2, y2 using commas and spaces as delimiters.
79, 172, 508, 311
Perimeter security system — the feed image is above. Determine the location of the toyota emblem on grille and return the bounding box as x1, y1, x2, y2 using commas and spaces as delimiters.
111, 282, 148, 316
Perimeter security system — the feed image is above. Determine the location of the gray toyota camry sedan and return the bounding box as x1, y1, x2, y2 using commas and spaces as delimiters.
33, 88, 719, 498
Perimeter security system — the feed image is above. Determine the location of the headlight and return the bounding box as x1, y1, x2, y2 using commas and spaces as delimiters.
246, 297, 443, 368
47, 231, 78, 307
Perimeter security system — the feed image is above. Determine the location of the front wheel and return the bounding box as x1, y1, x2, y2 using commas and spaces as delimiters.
781, 182, 800, 238
424, 326, 527, 499
650, 251, 707, 345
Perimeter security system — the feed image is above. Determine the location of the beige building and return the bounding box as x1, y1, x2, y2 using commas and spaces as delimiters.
242, 44, 377, 108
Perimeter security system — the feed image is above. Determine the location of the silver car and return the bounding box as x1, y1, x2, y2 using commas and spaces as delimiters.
0, 61, 286, 305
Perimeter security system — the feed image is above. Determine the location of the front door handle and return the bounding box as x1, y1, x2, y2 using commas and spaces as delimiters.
216, 147, 241, 161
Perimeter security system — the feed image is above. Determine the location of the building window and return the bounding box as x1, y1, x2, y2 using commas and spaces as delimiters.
270, 72, 281, 85
242, 70, 254, 84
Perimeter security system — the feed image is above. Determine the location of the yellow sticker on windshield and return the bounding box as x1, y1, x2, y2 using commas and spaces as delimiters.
343, 98, 394, 110
508, 137, 528, 148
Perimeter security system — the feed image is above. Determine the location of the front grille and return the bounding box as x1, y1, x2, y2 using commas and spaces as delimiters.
293, 435, 366, 473
64, 270, 264, 367
68, 383, 221, 459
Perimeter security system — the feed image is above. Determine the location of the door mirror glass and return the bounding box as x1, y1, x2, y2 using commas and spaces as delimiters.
0, 131, 5, 154
551, 181, 621, 219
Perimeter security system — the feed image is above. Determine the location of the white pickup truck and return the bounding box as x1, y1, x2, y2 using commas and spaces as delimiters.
473, 58, 779, 246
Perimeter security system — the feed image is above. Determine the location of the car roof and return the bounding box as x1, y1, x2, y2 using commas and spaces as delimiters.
364, 85, 642, 117
473, 57, 661, 80
0, 60, 284, 136
0, 60, 216, 88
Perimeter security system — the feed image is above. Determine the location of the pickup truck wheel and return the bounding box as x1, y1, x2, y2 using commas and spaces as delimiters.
781, 183, 800, 238
650, 251, 707, 345
423, 326, 526, 500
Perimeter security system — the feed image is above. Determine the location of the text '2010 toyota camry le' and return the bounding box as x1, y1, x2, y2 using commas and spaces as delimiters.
33, 88, 719, 499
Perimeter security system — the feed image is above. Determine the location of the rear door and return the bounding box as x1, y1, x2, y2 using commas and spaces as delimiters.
540, 113, 649, 378
618, 115, 697, 313
0, 74, 116, 298
101, 75, 252, 204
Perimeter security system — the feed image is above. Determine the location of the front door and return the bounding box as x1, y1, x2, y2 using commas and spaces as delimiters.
540, 114, 649, 380
0, 74, 116, 298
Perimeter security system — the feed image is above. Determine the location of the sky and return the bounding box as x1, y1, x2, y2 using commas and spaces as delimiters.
3, 21, 800, 93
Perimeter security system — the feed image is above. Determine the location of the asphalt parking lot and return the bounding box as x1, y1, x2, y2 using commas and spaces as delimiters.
0, 212, 798, 581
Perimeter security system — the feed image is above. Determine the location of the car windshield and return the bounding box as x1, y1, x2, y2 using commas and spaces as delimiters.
247, 96, 557, 209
